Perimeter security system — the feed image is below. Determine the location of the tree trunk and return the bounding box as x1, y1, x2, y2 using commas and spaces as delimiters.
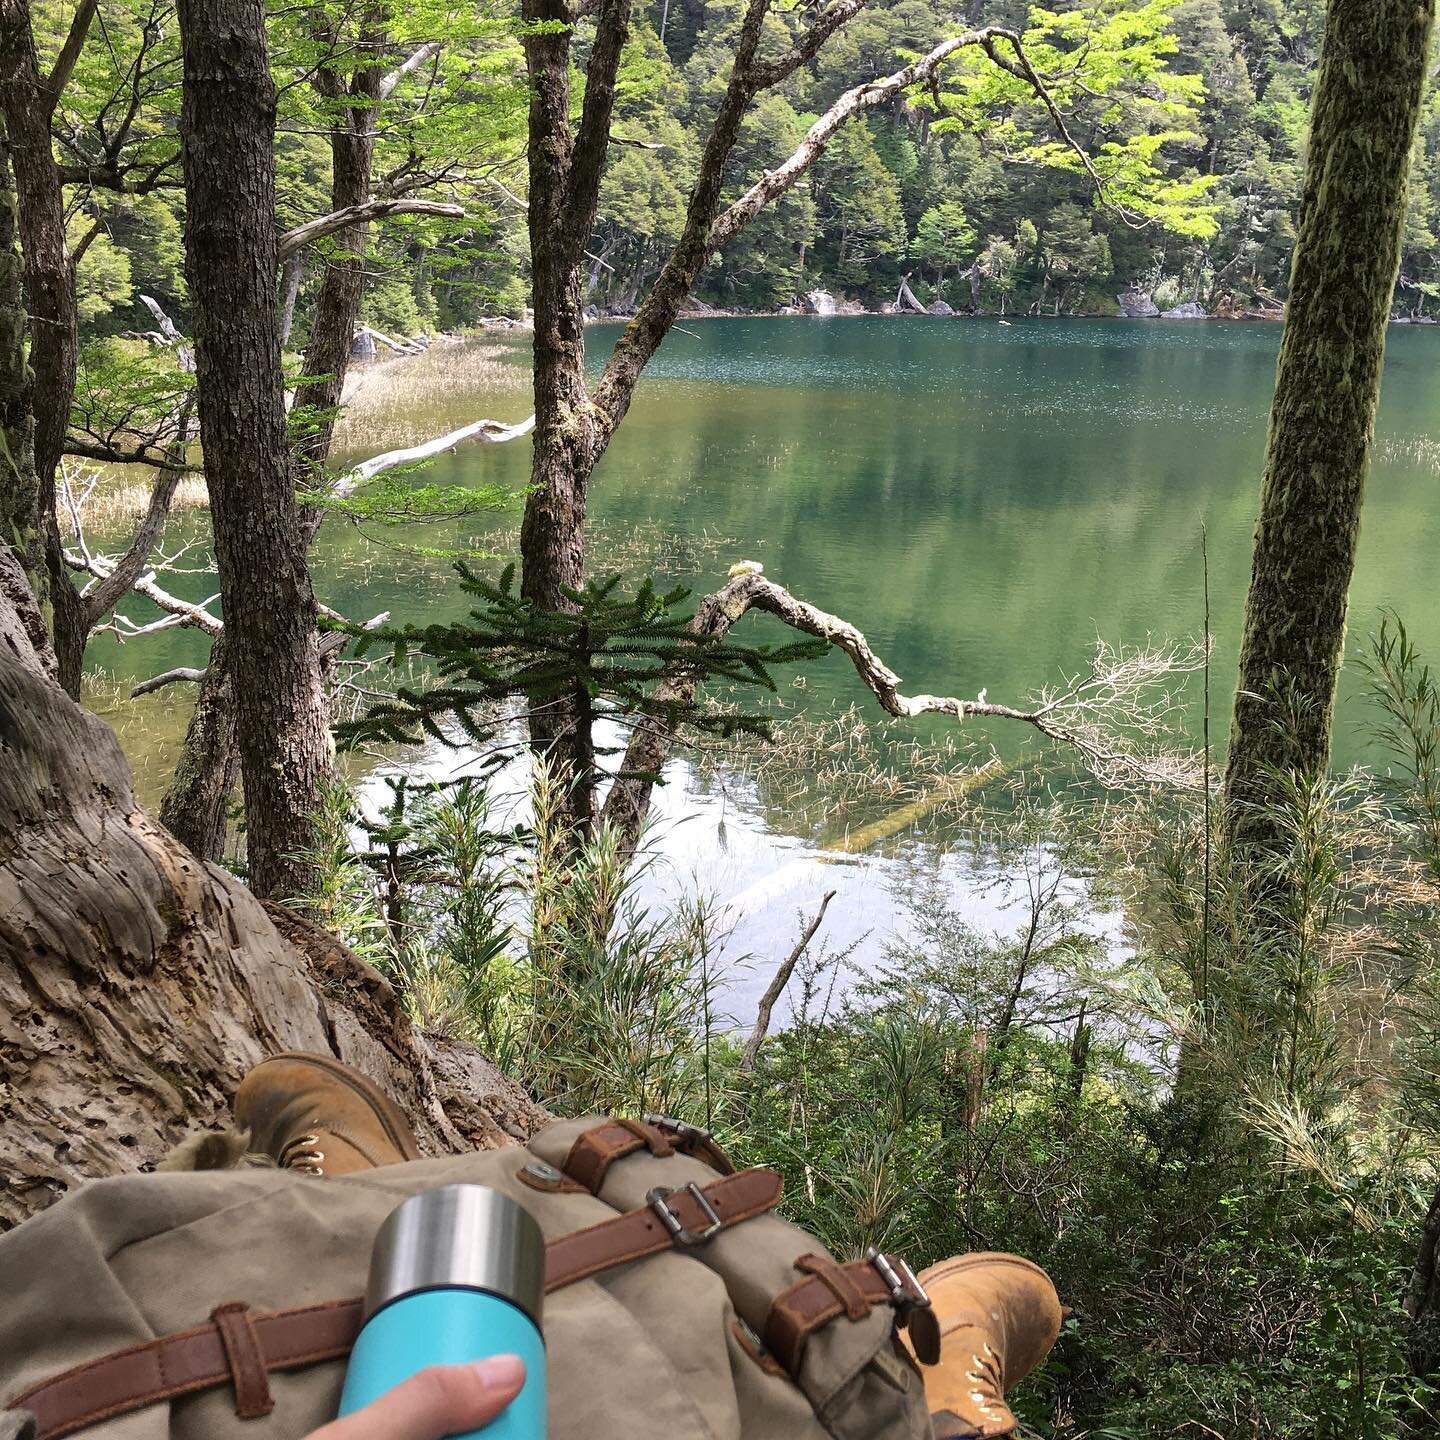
278, 251, 304, 347
167, 47, 382, 861
0, 123, 38, 584
159, 636, 241, 862
0, 131, 49, 672
1406, 1179, 1440, 1377
177, 0, 333, 900
0, 584, 547, 1231
293, 56, 382, 544
0, 0, 87, 695
518, 0, 631, 838
1223, 0, 1435, 857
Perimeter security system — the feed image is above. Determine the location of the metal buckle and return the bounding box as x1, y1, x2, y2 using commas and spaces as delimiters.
867, 1248, 931, 1315
642, 1112, 712, 1147
647, 1182, 723, 1245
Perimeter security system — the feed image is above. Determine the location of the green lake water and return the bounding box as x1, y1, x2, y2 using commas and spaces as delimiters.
92, 316, 1440, 1015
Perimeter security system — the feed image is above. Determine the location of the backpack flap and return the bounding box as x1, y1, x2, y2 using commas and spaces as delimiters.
531, 1118, 933, 1440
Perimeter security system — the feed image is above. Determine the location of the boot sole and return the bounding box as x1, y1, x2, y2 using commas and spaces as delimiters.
261, 1051, 422, 1162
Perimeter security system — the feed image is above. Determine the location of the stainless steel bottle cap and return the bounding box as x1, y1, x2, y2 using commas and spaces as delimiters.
365, 1184, 545, 1329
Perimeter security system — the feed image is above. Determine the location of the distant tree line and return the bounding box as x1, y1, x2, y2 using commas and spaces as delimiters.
34, 0, 1440, 339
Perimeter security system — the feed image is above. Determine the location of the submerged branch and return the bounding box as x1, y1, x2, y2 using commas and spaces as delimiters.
603, 563, 1202, 858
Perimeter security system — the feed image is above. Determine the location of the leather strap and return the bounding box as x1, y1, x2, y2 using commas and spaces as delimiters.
12, 1167, 782, 1440
763, 1254, 919, 1378
642, 1114, 736, 1177
13, 1298, 364, 1440
794, 1254, 871, 1322
545, 1165, 779, 1290
561, 1117, 673, 1193
209, 1304, 274, 1419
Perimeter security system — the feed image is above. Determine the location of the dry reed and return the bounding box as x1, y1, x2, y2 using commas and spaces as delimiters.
332, 337, 531, 459
64, 472, 210, 532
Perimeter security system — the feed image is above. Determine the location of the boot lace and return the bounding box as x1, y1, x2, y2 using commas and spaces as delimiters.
963, 1341, 1009, 1427
279, 1132, 326, 1175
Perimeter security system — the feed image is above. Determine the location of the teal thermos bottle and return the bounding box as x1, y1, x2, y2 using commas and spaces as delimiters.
338, 1185, 547, 1439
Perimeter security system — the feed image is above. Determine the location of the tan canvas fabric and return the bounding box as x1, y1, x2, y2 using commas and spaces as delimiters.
0, 1118, 933, 1440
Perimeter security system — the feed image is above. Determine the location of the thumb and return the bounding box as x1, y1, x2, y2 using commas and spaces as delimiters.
310, 1355, 527, 1440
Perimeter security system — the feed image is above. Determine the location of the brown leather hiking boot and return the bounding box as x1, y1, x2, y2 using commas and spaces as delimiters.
233, 1052, 421, 1177
903, 1252, 1062, 1438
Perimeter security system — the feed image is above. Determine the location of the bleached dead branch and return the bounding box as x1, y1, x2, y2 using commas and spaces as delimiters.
603, 563, 1204, 856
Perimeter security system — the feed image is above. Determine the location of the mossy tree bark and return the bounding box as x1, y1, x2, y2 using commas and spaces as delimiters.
0, 127, 38, 599
159, 633, 241, 862
0, 0, 90, 696
291, 26, 384, 534
176, 0, 333, 899
163, 23, 421, 863
1222, 0, 1436, 857
518, 0, 631, 836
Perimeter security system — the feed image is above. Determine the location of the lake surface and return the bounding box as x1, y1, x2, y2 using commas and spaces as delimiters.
91, 316, 1440, 1020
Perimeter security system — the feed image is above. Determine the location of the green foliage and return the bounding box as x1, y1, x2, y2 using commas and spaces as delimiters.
316, 471, 518, 528
913, 201, 976, 283
46, 0, 1400, 333
297, 746, 1440, 1437
297, 761, 728, 1118
1363, 611, 1440, 880
70, 339, 193, 457
334, 562, 827, 760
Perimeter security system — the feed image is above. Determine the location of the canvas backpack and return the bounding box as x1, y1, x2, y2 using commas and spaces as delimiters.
0, 1114, 942, 1440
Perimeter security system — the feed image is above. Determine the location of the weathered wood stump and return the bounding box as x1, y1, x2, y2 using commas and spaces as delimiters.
0, 586, 547, 1231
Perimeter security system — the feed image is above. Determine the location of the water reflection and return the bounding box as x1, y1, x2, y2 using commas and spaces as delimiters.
90, 316, 1440, 988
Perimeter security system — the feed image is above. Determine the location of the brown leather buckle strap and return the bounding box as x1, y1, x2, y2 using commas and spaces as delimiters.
561, 1117, 674, 1193
12, 1298, 364, 1440
11, 1168, 782, 1440
544, 1165, 780, 1290
763, 1251, 930, 1378
641, 1112, 737, 1176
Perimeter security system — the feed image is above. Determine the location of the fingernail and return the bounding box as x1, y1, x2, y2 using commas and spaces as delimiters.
471, 1354, 525, 1391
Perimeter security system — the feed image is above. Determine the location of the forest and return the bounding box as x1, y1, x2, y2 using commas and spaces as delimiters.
28, 0, 1440, 335
4, 0, 1440, 1438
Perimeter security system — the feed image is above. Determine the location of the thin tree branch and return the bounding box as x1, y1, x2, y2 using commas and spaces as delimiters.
711, 27, 1004, 252
322, 412, 537, 503
63, 438, 198, 472
739, 890, 836, 1073
138, 293, 195, 371
64, 550, 223, 635
602, 563, 1200, 856
376, 40, 441, 100
130, 665, 207, 697
45, 0, 99, 115
562, 0, 634, 244
277, 199, 465, 262
747, 0, 868, 89
78, 466, 181, 625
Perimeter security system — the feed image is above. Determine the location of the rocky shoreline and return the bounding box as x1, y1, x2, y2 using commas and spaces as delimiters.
459, 285, 1439, 333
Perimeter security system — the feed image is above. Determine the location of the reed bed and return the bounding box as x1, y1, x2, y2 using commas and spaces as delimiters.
62, 471, 210, 532
332, 337, 531, 459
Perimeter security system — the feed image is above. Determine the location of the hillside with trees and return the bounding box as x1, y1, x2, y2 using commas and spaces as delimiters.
32, 0, 1440, 339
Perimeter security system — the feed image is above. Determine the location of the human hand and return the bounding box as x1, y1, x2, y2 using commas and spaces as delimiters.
305, 1355, 526, 1440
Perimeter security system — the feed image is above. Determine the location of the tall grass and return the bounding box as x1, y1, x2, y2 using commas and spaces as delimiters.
297, 758, 732, 1121
331, 338, 531, 461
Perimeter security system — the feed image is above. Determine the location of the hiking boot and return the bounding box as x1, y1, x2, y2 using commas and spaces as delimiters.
233, 1052, 421, 1177
903, 1252, 1062, 1438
